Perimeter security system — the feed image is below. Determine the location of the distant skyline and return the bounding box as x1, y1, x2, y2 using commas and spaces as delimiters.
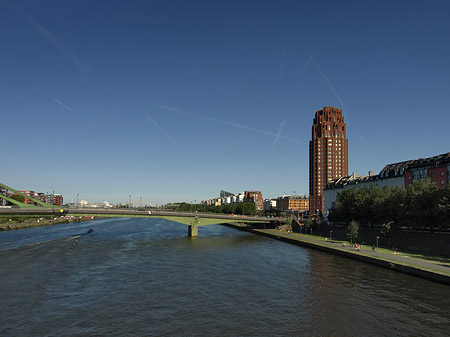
1, 0, 450, 205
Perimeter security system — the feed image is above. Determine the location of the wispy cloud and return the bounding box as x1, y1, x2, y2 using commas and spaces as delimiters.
52, 98, 94, 125
308, 53, 345, 110
4, 0, 89, 84
145, 116, 174, 141
272, 120, 287, 148
207, 117, 304, 144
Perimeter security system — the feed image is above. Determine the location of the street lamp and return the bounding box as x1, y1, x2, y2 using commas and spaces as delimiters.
376, 236, 380, 248
129, 195, 131, 208
330, 230, 333, 240
77, 193, 79, 207
140, 197, 142, 208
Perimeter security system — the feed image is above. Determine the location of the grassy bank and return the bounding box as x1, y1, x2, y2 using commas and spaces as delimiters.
0, 216, 97, 231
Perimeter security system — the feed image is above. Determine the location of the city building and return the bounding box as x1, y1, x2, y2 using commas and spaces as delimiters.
323, 152, 450, 217
18, 190, 38, 205
52, 194, 64, 206
264, 198, 277, 211
244, 190, 263, 211
44, 193, 64, 206
276, 195, 309, 212
323, 171, 378, 216
202, 190, 264, 211
309, 106, 348, 215
0, 186, 9, 206
405, 152, 450, 189
220, 190, 234, 198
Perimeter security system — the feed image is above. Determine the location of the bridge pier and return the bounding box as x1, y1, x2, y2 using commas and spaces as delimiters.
188, 221, 198, 237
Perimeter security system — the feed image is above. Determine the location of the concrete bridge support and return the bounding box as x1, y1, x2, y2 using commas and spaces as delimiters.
188, 222, 198, 237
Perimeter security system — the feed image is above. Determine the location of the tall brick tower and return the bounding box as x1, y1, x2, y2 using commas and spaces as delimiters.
309, 106, 348, 216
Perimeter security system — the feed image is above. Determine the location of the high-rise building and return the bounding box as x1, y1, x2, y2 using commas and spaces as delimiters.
309, 106, 348, 216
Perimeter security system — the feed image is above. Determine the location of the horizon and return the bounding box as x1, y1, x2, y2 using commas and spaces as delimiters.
2, 0, 450, 204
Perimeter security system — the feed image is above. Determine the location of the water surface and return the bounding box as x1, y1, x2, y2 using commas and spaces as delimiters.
1, 218, 449, 336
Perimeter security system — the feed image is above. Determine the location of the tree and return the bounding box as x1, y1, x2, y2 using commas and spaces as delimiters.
223, 204, 236, 214
328, 187, 359, 224
438, 186, 450, 229
304, 218, 315, 232
346, 220, 359, 244
380, 221, 393, 248
242, 202, 256, 215
405, 178, 441, 231
233, 202, 255, 215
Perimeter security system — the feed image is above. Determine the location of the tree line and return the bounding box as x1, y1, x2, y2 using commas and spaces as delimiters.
168, 202, 257, 216
328, 179, 450, 230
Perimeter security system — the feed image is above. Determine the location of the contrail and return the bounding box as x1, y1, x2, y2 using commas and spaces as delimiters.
145, 116, 174, 141
143, 103, 305, 144
150, 103, 187, 115
356, 131, 367, 145
308, 53, 345, 110
302, 55, 311, 73
53, 98, 94, 125
4, 0, 89, 84
280, 45, 285, 79
272, 120, 287, 148
0, 88, 41, 114
207, 117, 304, 144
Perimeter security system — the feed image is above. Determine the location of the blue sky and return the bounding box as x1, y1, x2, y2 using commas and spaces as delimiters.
1, 0, 449, 205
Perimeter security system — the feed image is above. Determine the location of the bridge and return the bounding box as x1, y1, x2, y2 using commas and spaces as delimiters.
0, 182, 282, 236
0, 207, 281, 236
0, 182, 54, 209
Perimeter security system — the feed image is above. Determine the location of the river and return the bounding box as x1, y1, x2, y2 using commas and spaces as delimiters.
1, 218, 449, 336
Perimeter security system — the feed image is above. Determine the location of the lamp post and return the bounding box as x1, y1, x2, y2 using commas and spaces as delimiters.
129, 195, 131, 208
376, 236, 380, 248
76, 193, 79, 207
140, 197, 142, 208
330, 230, 333, 240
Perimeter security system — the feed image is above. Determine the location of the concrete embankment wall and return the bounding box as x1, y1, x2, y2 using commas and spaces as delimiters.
312, 226, 450, 257
222, 223, 450, 286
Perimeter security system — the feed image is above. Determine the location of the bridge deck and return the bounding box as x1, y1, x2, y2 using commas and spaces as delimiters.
0, 208, 281, 225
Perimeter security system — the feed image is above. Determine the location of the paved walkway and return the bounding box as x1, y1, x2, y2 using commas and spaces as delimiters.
257, 228, 450, 276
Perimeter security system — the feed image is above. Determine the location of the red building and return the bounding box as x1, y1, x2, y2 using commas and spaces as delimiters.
405, 153, 450, 189
309, 106, 348, 215
244, 190, 263, 211
53, 194, 64, 206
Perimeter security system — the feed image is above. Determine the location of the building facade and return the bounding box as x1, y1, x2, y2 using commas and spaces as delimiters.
276, 195, 309, 212
309, 106, 348, 215
0, 186, 9, 206
405, 153, 450, 189
244, 190, 263, 211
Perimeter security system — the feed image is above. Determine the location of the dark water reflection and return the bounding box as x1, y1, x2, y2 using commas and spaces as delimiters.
1, 218, 449, 336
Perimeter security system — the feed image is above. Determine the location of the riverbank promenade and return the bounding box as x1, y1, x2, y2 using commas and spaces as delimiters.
224, 223, 450, 285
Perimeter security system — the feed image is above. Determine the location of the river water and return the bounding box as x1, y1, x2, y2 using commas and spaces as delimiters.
0, 218, 449, 336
